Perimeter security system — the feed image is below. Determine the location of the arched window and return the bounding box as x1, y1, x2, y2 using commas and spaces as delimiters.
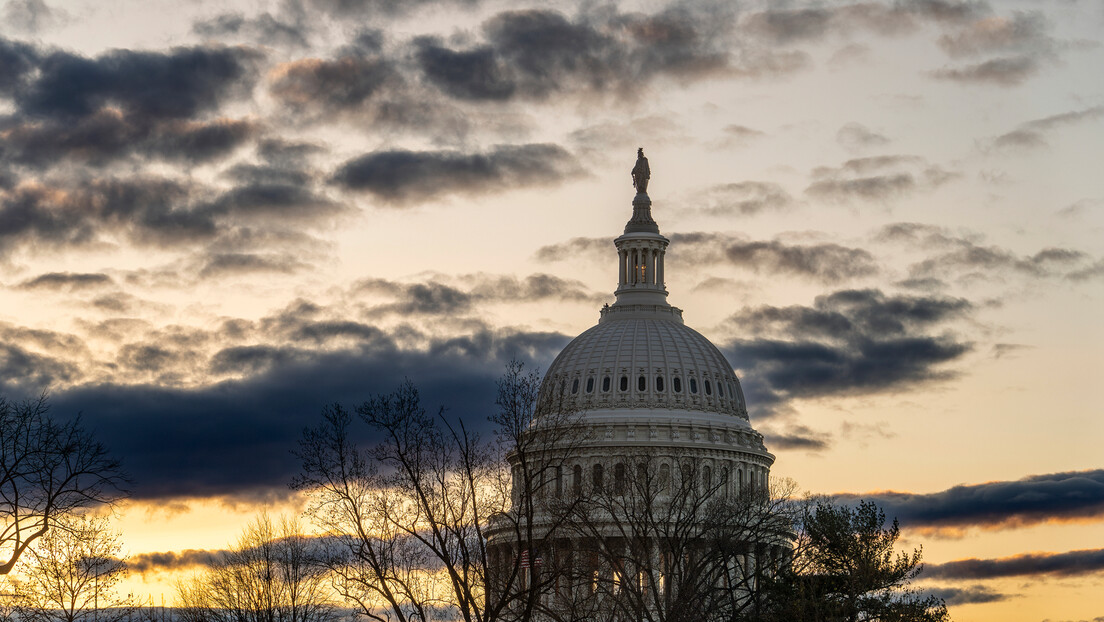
573, 465, 583, 496
637, 463, 648, 485
737, 468, 744, 495
656, 376, 665, 392
689, 378, 698, 394
717, 381, 723, 397
592, 463, 604, 491
638, 376, 646, 391
614, 463, 626, 494
705, 379, 713, 395
620, 376, 629, 392
571, 378, 579, 394
721, 467, 730, 498
673, 376, 682, 393
602, 376, 611, 392
702, 465, 712, 492
586, 377, 595, 393
659, 463, 671, 491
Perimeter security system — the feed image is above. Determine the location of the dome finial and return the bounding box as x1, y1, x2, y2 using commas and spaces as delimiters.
631, 147, 650, 194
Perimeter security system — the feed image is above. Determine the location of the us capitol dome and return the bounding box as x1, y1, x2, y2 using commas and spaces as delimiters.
486, 150, 782, 618
535, 150, 773, 491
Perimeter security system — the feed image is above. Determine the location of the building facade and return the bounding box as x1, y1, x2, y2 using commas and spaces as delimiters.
487, 155, 784, 622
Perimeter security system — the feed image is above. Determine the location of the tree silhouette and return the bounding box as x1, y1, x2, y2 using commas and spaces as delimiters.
1, 395, 128, 576
13, 514, 134, 622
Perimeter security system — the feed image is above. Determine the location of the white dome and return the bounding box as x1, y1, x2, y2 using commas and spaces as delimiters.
540, 310, 748, 420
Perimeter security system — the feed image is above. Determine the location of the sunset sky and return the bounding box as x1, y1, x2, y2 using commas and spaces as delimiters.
1, 0, 1102, 619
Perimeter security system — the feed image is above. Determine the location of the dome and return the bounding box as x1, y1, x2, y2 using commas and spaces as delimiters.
540, 312, 748, 420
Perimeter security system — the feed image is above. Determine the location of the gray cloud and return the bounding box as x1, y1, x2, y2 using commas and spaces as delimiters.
128, 548, 225, 573
837, 122, 890, 150
534, 237, 611, 263
333, 143, 582, 203
690, 181, 794, 216
925, 548, 1104, 580
931, 55, 1038, 86
878, 222, 1095, 281
924, 585, 1008, 605
763, 424, 830, 451
936, 11, 1050, 58
16, 272, 114, 290
722, 240, 878, 283
992, 106, 1104, 151
807, 155, 956, 203
723, 288, 971, 413
836, 470, 1104, 532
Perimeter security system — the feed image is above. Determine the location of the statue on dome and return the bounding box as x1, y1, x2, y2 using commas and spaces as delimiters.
631, 147, 650, 194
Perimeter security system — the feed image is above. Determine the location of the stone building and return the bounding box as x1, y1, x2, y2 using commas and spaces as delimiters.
487, 154, 785, 621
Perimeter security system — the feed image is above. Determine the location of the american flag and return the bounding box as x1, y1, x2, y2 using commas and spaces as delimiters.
519, 550, 542, 568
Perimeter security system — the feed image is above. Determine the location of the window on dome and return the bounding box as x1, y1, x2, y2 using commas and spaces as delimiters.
573, 465, 582, 496
614, 463, 626, 494
592, 463, 604, 491
717, 381, 723, 397
655, 376, 664, 392
571, 378, 579, 394
689, 378, 698, 394
673, 377, 682, 393
602, 376, 611, 392
638, 376, 646, 391
705, 380, 712, 395
586, 377, 594, 393
620, 376, 628, 391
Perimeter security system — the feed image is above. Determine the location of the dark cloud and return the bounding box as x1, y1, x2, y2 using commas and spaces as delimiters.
835, 470, 1104, 533
0, 342, 78, 393
924, 585, 1008, 606
763, 424, 830, 451
198, 253, 310, 278
992, 106, 1104, 151
269, 55, 399, 114
16, 272, 113, 291
837, 122, 890, 150
0, 113, 257, 167
723, 289, 971, 413
807, 156, 957, 203
356, 279, 474, 316
925, 548, 1104, 580
0, 35, 38, 93
332, 143, 581, 203
931, 55, 1038, 86
128, 548, 225, 573
49, 324, 568, 500
415, 40, 515, 101
16, 45, 260, 121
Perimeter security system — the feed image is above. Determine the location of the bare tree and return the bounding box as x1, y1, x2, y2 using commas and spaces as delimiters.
176, 513, 336, 622
547, 452, 796, 622
293, 362, 583, 622
13, 514, 135, 622
1, 395, 128, 575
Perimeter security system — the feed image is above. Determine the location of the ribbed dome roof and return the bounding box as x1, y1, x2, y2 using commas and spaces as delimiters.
540, 314, 748, 419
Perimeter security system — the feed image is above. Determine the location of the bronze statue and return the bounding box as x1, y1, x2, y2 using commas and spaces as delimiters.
631, 147, 650, 193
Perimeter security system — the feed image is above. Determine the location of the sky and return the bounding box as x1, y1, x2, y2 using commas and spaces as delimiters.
0, 0, 1102, 619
